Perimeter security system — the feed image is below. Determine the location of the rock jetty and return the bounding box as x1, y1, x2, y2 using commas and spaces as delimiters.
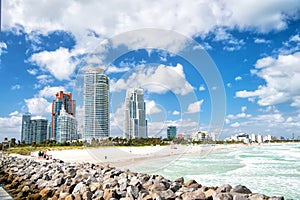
0, 156, 284, 200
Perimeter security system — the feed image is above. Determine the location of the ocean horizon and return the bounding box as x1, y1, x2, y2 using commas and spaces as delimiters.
130, 143, 300, 199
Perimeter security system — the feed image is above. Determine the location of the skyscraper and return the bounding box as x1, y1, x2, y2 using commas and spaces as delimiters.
57, 106, 78, 143
51, 91, 76, 141
167, 126, 177, 138
84, 68, 110, 140
124, 88, 148, 139
30, 119, 48, 144
21, 112, 31, 144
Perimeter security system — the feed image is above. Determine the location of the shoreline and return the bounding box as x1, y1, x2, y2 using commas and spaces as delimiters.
7, 143, 253, 170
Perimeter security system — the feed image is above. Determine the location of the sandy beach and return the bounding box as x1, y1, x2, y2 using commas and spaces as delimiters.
11, 143, 249, 170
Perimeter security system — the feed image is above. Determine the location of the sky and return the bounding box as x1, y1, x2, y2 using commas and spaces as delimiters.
1, 0, 300, 141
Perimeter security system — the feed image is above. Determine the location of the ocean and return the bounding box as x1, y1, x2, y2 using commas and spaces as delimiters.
130, 143, 300, 199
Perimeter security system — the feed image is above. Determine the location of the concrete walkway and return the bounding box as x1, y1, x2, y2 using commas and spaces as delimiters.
0, 187, 13, 200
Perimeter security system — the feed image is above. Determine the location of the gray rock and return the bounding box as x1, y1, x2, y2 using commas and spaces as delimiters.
175, 177, 184, 184
248, 193, 269, 200
129, 176, 140, 186
161, 189, 176, 199
22, 185, 30, 192
181, 189, 206, 200
269, 197, 284, 200
92, 191, 104, 199
89, 182, 101, 193
214, 193, 233, 200
59, 192, 70, 199
72, 182, 86, 194
150, 181, 167, 192
54, 177, 65, 186
232, 193, 249, 200
231, 185, 252, 194
170, 183, 181, 192
127, 185, 139, 199
82, 191, 93, 200
217, 184, 232, 193
138, 189, 150, 199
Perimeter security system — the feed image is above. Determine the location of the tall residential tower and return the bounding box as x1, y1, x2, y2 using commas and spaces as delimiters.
84, 68, 110, 140
124, 88, 148, 139
56, 106, 78, 142
21, 112, 31, 144
51, 91, 76, 140
21, 113, 48, 144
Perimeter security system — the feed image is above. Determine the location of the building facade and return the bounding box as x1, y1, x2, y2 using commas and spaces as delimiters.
21, 112, 31, 144
167, 126, 177, 138
84, 68, 110, 140
21, 113, 48, 144
124, 88, 148, 139
57, 106, 77, 143
30, 119, 48, 144
51, 91, 76, 141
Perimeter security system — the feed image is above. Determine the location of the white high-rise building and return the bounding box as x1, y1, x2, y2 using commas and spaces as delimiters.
124, 88, 148, 139
84, 68, 110, 140
57, 106, 77, 142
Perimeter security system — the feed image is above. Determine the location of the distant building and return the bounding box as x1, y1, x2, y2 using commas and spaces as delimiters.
167, 126, 177, 138
57, 106, 78, 143
193, 131, 211, 141
30, 119, 48, 144
21, 112, 31, 144
250, 134, 256, 142
21, 113, 48, 144
84, 68, 110, 140
51, 91, 76, 141
256, 134, 263, 143
124, 88, 148, 139
237, 133, 250, 143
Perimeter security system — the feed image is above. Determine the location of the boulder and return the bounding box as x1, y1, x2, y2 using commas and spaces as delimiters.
214, 193, 233, 200
39, 187, 53, 198
127, 185, 139, 199
175, 177, 184, 184
150, 181, 167, 192
181, 189, 206, 200
217, 184, 232, 193
269, 197, 284, 200
231, 185, 252, 194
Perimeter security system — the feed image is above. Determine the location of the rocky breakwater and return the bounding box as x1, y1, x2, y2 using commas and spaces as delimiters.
0, 156, 284, 200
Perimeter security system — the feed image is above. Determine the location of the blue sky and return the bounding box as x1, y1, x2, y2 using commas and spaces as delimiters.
1, 1, 300, 141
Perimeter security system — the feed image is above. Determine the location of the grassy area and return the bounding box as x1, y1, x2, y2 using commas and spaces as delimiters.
7, 146, 85, 156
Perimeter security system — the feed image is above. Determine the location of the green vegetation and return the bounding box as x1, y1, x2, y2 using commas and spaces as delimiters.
1, 137, 299, 156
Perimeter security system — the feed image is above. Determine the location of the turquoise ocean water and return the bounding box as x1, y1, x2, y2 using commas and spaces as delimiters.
130, 143, 300, 199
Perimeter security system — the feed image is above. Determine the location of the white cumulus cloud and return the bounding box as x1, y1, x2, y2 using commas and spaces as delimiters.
187, 100, 204, 113
38, 86, 66, 98
29, 47, 76, 81
0, 111, 22, 141
146, 100, 162, 115
236, 52, 300, 107
112, 63, 193, 95
172, 110, 180, 115
230, 122, 240, 128
235, 76, 242, 81
25, 97, 52, 116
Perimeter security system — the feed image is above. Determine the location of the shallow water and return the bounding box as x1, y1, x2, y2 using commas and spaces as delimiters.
131, 143, 300, 199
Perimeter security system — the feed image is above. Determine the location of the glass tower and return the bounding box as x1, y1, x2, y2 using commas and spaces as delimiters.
30, 119, 48, 144
21, 112, 31, 144
84, 68, 110, 140
167, 126, 177, 138
57, 106, 78, 142
124, 88, 148, 139
51, 91, 76, 141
